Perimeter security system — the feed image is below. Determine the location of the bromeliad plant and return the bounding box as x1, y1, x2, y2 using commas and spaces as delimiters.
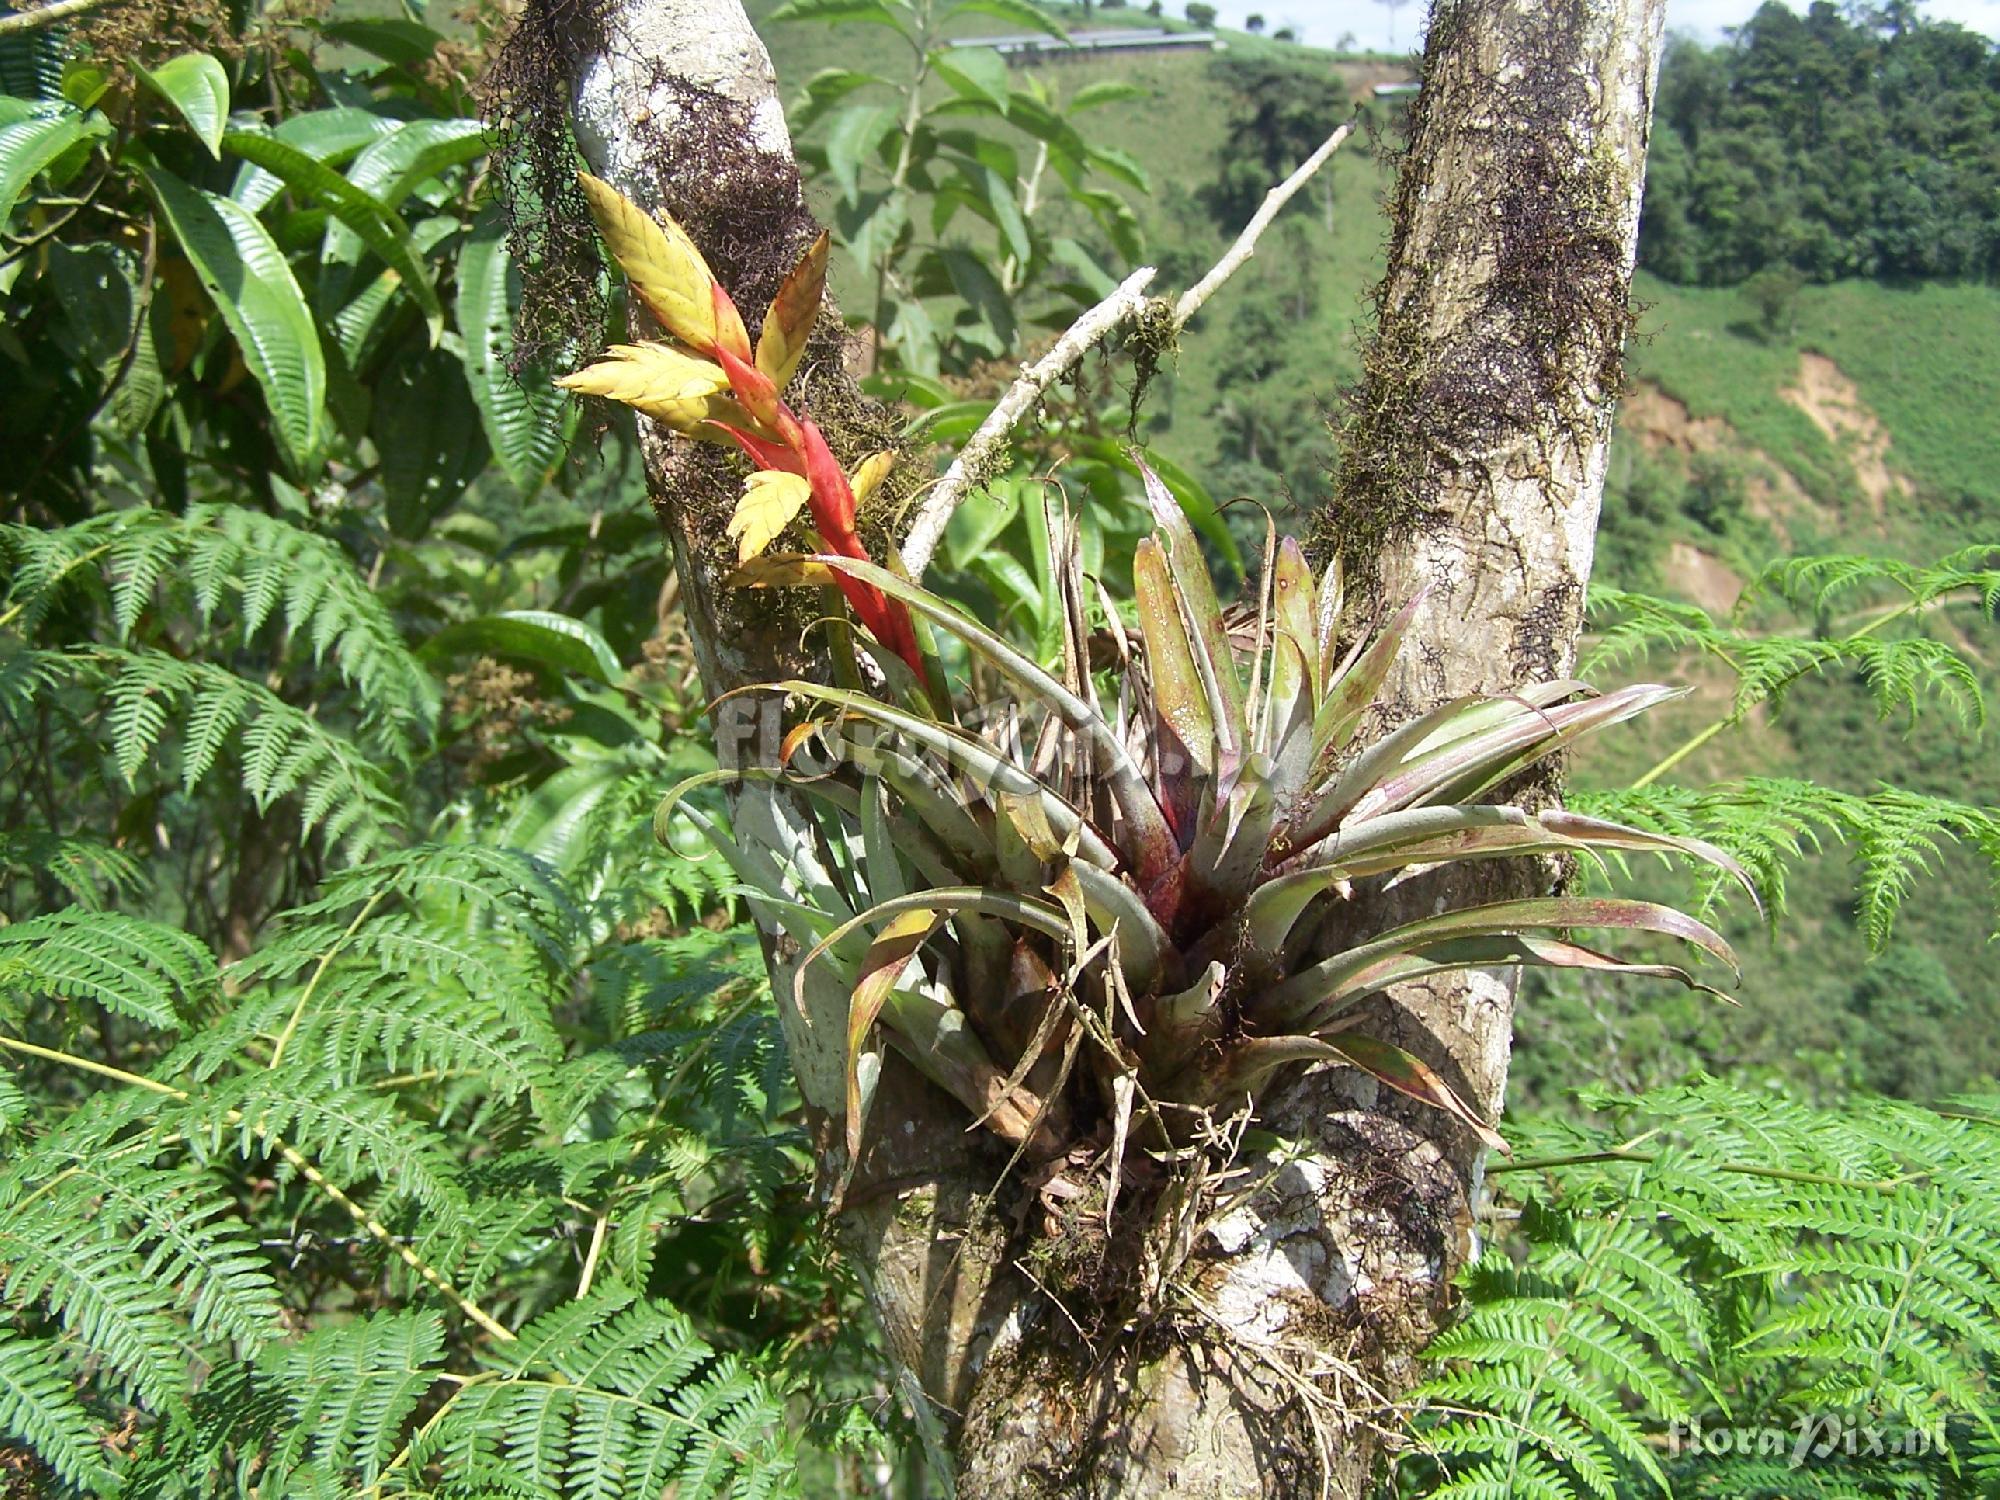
567, 181, 1747, 1195
707, 485, 1752, 1183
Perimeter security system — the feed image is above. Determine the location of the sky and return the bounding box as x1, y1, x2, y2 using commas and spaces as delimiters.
1195, 0, 2000, 55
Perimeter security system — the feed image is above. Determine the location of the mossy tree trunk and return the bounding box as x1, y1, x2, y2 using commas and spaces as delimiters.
525, 0, 1664, 1491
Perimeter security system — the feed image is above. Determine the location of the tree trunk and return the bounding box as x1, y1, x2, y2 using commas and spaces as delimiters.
523, 0, 1664, 1491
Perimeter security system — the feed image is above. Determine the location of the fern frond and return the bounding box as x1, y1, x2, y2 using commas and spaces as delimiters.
0, 1329, 114, 1494
3, 1125, 283, 1351
1574, 779, 2000, 948
13, 647, 407, 861
0, 505, 439, 753
1586, 561, 1991, 731
261, 1310, 448, 1485
1750, 546, 2000, 618
411, 1293, 800, 1500
1422, 1080, 2000, 1497
0, 909, 216, 1032
0, 1221, 191, 1408
0, 832, 145, 910
174, 1069, 465, 1212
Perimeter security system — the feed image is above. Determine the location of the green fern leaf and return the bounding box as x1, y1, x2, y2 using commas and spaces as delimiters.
0, 1329, 115, 1494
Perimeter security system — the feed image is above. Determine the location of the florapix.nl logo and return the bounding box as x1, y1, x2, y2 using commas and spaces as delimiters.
1668, 1413, 1957, 1469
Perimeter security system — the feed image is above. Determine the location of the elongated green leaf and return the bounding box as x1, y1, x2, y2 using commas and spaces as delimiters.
370, 345, 489, 534
1071, 862, 1167, 993
134, 52, 230, 158
1139, 459, 1245, 748
1135, 535, 1214, 797
980, 164, 1032, 265
0, 109, 92, 225
1253, 806, 1754, 959
422, 610, 621, 684
233, 109, 401, 209
1276, 932, 1720, 1034
946, 0, 1066, 39
345, 118, 487, 207
769, 0, 905, 24
319, 17, 443, 68
1298, 680, 1588, 845
1068, 79, 1146, 112
805, 557, 1178, 883
140, 166, 326, 478
823, 104, 895, 201
455, 218, 566, 488
1310, 589, 1424, 764
492, 760, 623, 868
841, 905, 945, 1166
933, 49, 1011, 114
732, 679, 1118, 870
223, 130, 441, 337
1263, 895, 1738, 1025
1348, 685, 1682, 828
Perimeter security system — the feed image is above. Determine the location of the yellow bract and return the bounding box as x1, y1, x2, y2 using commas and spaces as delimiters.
849, 449, 895, 507
727, 468, 813, 563
755, 231, 830, 392
555, 341, 747, 437
726, 553, 840, 588
576, 172, 720, 355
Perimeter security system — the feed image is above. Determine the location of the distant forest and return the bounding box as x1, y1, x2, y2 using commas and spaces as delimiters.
1640, 1, 2000, 285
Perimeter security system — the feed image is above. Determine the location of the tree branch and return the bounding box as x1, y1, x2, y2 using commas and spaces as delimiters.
900, 118, 1358, 581
899, 266, 1155, 579
1174, 115, 1357, 328
0, 0, 120, 36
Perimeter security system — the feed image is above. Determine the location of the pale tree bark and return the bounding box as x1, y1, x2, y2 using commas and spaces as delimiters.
516, 0, 1665, 1491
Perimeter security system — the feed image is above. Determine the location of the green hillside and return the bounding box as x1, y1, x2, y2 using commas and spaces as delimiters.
757, 10, 2000, 1105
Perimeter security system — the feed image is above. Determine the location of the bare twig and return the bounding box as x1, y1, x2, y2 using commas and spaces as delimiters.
1174, 117, 1358, 328
898, 116, 1359, 580
900, 266, 1156, 580
0, 0, 121, 35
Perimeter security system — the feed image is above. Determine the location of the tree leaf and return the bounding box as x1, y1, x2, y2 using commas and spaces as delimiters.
1068, 79, 1146, 112
979, 164, 1032, 266
421, 609, 622, 685
945, 0, 1066, 40
727, 470, 813, 564
370, 344, 488, 536
344, 117, 487, 207
0, 109, 93, 226
222, 129, 442, 339
456, 215, 567, 488
231, 107, 402, 211
932, 48, 1011, 113
823, 104, 896, 202
317, 17, 443, 69
133, 52, 230, 159
790, 67, 884, 131
767, 0, 906, 27
139, 165, 326, 479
